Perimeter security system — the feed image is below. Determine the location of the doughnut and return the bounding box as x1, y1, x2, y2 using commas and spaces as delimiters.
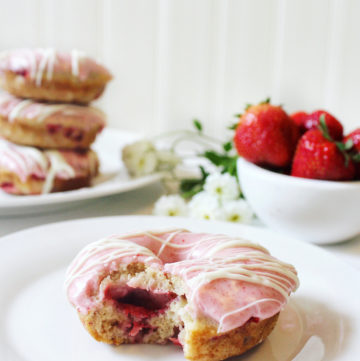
0, 92, 105, 149
0, 48, 112, 104
0, 139, 99, 195
65, 229, 299, 361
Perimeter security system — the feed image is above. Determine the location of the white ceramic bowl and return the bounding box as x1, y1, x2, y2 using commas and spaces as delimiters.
237, 157, 360, 244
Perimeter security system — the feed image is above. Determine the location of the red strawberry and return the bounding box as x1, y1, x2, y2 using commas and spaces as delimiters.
298, 110, 344, 140
345, 128, 360, 151
234, 103, 300, 168
344, 128, 360, 179
291, 129, 355, 181
291, 111, 308, 129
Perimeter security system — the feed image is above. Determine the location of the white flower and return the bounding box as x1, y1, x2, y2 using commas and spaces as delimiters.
188, 192, 223, 221
122, 140, 158, 177
203, 173, 240, 202
222, 199, 254, 223
156, 150, 181, 172
153, 195, 188, 217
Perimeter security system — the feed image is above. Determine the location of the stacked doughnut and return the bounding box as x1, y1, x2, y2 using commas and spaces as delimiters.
0, 48, 112, 195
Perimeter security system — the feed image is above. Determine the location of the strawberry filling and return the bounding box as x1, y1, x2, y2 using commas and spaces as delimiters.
64, 127, 84, 142
47, 124, 63, 134
1, 182, 16, 193
14, 69, 28, 77
46, 124, 84, 142
104, 285, 178, 341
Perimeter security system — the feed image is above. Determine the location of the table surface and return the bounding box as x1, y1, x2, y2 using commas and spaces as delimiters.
0, 181, 359, 271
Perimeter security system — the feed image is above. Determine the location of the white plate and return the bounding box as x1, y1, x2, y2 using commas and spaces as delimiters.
0, 216, 359, 361
0, 129, 162, 216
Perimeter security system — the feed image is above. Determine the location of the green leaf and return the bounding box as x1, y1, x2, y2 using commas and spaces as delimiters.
344, 138, 354, 150
233, 113, 242, 118
203, 150, 226, 166
344, 152, 350, 168
352, 153, 360, 162
179, 165, 209, 199
318, 114, 332, 141
223, 141, 233, 152
335, 141, 345, 151
228, 122, 238, 130
244, 103, 252, 111
260, 97, 271, 104
193, 119, 203, 132
180, 178, 204, 199
199, 165, 209, 179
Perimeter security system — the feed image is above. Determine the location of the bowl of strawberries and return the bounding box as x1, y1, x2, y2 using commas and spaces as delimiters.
234, 99, 360, 244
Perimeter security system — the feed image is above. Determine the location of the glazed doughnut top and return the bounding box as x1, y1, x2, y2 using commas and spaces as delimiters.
0, 48, 112, 85
65, 229, 299, 333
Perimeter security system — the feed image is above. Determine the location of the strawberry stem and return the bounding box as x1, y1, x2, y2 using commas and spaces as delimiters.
318, 114, 351, 167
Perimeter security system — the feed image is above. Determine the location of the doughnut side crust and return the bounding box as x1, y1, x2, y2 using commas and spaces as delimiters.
71, 261, 280, 361
0, 99, 105, 149
0, 72, 106, 104
182, 313, 279, 361
0, 149, 99, 195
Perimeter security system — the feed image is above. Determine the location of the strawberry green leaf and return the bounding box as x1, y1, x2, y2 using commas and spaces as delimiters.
318, 114, 333, 142
228, 122, 238, 130
193, 119, 203, 132
352, 153, 360, 163
335, 141, 345, 151
244, 103, 252, 111
260, 97, 271, 104
344, 138, 354, 150
234, 113, 242, 118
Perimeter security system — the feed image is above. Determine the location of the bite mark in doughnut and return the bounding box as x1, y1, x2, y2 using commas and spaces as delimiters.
65, 229, 299, 361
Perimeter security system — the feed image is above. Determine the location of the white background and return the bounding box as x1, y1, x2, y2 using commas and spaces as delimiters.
0, 0, 359, 137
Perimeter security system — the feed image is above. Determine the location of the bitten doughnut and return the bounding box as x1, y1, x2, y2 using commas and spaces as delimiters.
0, 92, 105, 149
65, 229, 299, 361
0, 139, 99, 195
0, 48, 112, 103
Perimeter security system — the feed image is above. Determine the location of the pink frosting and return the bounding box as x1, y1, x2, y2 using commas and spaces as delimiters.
0, 139, 47, 181
0, 92, 105, 127
65, 230, 299, 333
0, 139, 96, 183
0, 48, 112, 82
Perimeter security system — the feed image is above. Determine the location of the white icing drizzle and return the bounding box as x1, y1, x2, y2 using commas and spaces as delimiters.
34, 48, 56, 86
218, 297, 283, 332
28, 50, 37, 79
64, 237, 157, 290
42, 151, 75, 194
0, 139, 48, 182
36, 104, 67, 122
8, 99, 34, 122
71, 49, 84, 78
0, 139, 76, 193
